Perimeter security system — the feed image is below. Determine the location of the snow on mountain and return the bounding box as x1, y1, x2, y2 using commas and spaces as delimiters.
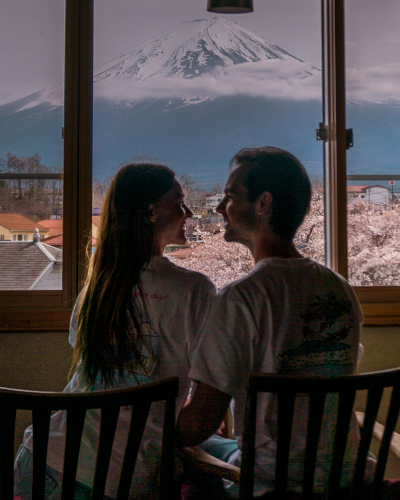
12, 16, 320, 112
93, 17, 305, 83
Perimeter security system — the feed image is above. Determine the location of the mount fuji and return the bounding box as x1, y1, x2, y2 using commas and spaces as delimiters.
0, 17, 399, 185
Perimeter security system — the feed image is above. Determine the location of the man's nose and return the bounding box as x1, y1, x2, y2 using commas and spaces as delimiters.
216, 198, 226, 213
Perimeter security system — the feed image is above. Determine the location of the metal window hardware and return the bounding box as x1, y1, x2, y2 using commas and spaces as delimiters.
62, 127, 64, 139
316, 124, 354, 150
346, 128, 354, 149
316, 122, 328, 142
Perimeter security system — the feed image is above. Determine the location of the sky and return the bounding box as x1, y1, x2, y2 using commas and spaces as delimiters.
0, 0, 400, 105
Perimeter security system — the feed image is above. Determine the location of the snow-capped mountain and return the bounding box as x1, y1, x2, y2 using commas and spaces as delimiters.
14, 16, 319, 112
93, 16, 307, 83
1, 17, 399, 185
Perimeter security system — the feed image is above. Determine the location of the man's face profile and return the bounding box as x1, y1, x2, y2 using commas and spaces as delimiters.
217, 164, 257, 247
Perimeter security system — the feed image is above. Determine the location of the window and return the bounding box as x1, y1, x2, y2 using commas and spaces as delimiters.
93, 0, 325, 287
0, 0, 91, 331
0, 0, 399, 331
13, 235, 16, 241
0, 0, 65, 293
0, 235, 4, 241
345, 1, 400, 288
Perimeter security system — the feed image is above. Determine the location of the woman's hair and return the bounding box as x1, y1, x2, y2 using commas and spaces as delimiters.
71, 163, 175, 387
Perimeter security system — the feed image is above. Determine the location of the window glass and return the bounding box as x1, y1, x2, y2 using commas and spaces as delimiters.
345, 1, 400, 286
93, 0, 323, 288
0, 0, 65, 290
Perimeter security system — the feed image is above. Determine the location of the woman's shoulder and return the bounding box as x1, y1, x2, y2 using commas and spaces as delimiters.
149, 256, 216, 291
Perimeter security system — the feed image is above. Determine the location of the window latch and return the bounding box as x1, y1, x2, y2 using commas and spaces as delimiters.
316, 123, 328, 142
346, 128, 354, 149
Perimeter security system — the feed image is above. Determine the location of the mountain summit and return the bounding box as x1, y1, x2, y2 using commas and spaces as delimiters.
9, 16, 318, 112
93, 16, 304, 83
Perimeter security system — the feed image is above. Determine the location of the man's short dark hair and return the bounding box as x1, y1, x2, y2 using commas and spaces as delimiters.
229, 146, 311, 241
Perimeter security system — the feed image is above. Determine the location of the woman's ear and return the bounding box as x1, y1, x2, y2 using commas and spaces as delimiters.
148, 204, 156, 222
256, 192, 273, 216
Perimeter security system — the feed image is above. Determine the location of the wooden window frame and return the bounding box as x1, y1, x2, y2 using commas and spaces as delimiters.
0, 0, 398, 332
322, 0, 400, 325
0, 0, 93, 332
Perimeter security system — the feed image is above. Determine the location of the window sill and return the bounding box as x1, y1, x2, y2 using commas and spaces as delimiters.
354, 287, 400, 326
1, 287, 399, 332
0, 291, 71, 332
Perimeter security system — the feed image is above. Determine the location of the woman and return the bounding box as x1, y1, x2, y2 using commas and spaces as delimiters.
15, 163, 216, 499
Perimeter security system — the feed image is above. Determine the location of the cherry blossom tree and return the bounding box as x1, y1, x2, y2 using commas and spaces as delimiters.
175, 182, 400, 288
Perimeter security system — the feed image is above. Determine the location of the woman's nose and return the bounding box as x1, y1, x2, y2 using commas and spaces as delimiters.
184, 204, 193, 218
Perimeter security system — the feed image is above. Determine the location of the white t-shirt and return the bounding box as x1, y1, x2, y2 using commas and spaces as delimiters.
23, 256, 216, 499
189, 257, 371, 497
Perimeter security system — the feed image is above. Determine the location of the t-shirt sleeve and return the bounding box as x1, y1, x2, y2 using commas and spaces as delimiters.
189, 289, 255, 397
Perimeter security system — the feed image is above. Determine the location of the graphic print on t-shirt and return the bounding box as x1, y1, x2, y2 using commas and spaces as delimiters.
129, 294, 161, 384
279, 291, 354, 371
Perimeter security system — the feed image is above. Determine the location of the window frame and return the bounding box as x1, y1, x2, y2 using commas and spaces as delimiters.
0, 0, 93, 332
0, 0, 398, 331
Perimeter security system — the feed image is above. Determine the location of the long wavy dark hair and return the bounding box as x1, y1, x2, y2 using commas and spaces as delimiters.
71, 163, 175, 387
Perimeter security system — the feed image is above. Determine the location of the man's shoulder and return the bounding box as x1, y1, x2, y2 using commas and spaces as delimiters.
217, 257, 354, 299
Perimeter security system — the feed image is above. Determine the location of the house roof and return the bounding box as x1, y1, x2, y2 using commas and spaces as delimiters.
41, 233, 63, 246
347, 185, 390, 194
40, 234, 97, 247
0, 242, 62, 290
92, 216, 101, 228
347, 185, 369, 193
0, 213, 48, 232
39, 217, 101, 234
365, 185, 390, 191
37, 219, 64, 235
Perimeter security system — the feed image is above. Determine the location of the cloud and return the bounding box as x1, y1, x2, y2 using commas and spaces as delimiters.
93, 58, 323, 102
17, 59, 400, 109
346, 62, 400, 101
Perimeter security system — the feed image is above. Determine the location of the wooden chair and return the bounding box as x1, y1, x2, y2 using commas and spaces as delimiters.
0, 377, 179, 500
181, 368, 400, 500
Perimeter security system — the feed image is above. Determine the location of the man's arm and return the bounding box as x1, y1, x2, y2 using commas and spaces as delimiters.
178, 382, 232, 447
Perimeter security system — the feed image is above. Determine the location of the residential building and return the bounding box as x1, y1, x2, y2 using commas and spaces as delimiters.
206, 194, 224, 212
0, 214, 49, 242
347, 185, 390, 205
38, 217, 102, 248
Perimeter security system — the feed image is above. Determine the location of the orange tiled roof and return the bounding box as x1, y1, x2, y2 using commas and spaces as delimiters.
92, 216, 101, 227
41, 234, 97, 247
346, 185, 368, 193
41, 233, 63, 246
38, 219, 63, 235
0, 213, 48, 232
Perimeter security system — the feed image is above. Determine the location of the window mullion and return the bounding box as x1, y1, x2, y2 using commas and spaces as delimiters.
322, 0, 348, 279
63, 0, 94, 308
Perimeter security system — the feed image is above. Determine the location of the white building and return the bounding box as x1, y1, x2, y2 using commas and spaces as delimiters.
206, 193, 224, 212
347, 185, 391, 205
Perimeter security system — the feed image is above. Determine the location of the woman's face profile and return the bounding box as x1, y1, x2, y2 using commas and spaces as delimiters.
152, 179, 193, 253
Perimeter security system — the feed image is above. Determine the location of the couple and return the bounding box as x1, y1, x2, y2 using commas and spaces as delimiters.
14, 147, 368, 499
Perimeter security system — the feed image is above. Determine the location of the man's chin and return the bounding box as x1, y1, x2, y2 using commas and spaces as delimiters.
223, 230, 236, 243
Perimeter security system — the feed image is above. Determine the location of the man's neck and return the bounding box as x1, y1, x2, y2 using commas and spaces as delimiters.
251, 232, 303, 263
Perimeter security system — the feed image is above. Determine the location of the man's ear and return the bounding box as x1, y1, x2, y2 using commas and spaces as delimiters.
256, 192, 273, 216
148, 204, 156, 222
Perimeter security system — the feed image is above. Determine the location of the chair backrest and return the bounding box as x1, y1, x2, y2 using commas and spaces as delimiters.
0, 376, 179, 500
240, 368, 400, 500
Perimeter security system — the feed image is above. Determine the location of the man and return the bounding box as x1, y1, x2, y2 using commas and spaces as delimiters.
178, 147, 369, 497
